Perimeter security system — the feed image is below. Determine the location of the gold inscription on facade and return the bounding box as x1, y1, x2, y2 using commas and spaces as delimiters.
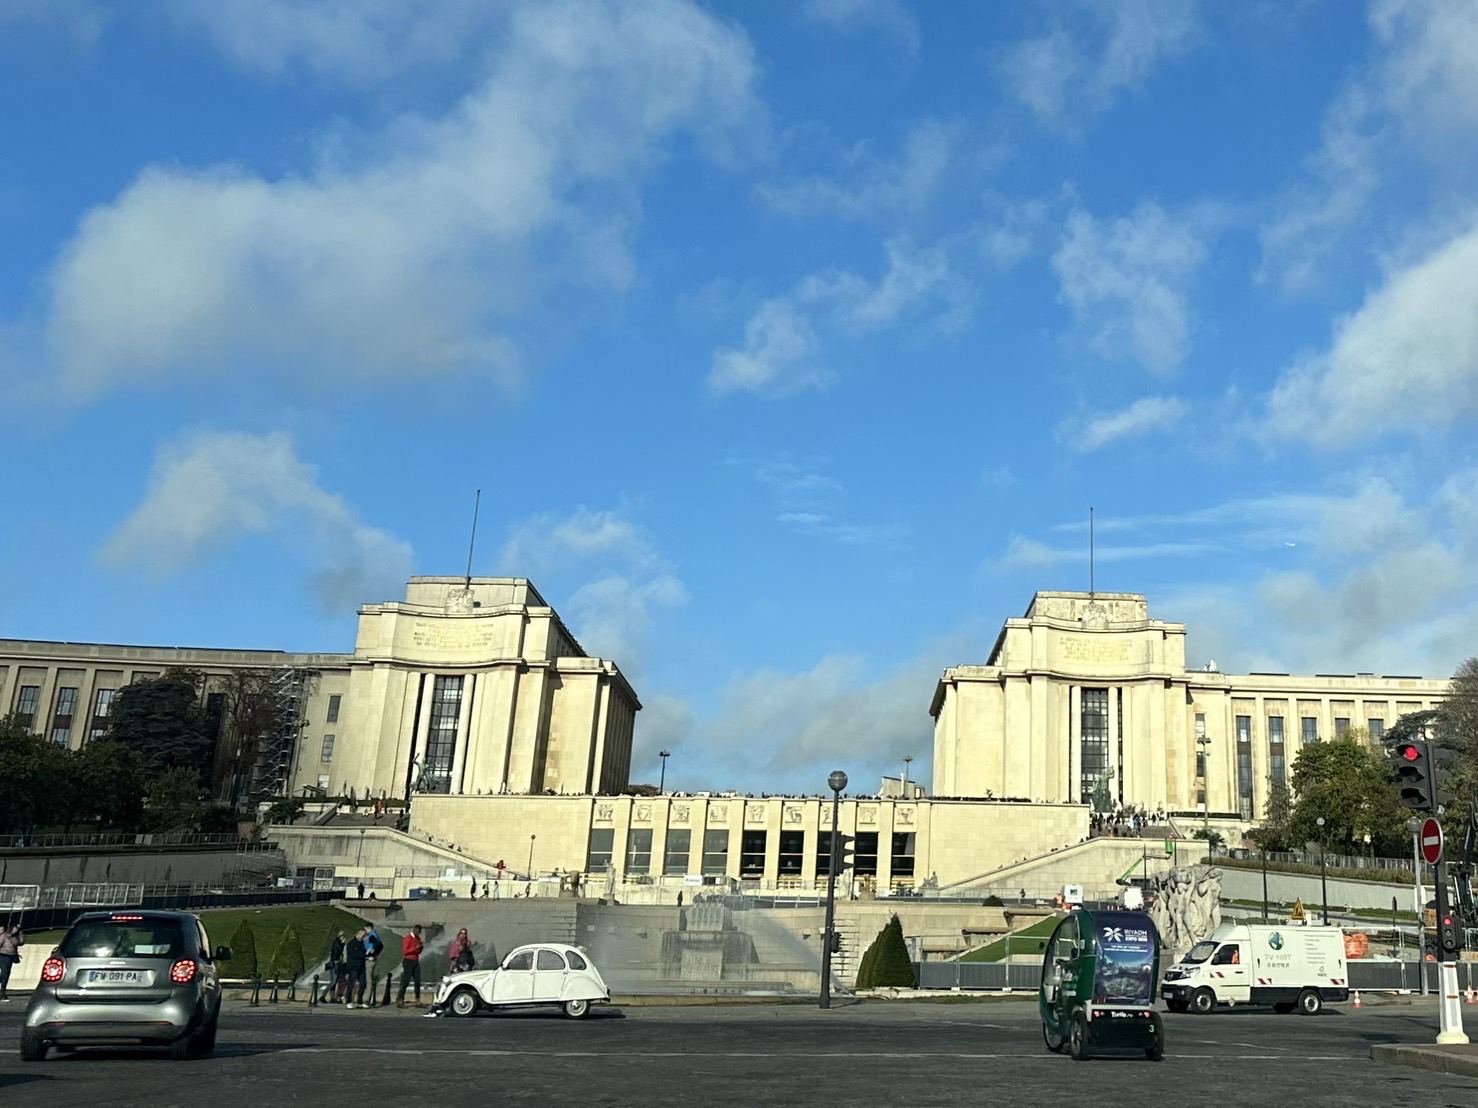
409, 620, 498, 653
1058, 635, 1133, 664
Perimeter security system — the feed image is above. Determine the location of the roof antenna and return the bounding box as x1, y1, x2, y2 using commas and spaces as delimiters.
464, 489, 481, 589
1089, 505, 1095, 597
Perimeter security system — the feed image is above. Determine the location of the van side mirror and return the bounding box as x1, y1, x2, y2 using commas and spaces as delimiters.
215, 946, 233, 962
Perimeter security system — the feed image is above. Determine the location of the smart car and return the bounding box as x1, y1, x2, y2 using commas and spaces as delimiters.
21, 909, 230, 1061
434, 942, 610, 1018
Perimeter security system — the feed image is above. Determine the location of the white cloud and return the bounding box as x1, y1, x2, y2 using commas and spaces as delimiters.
40, 0, 760, 398
756, 119, 953, 219
98, 430, 413, 611
1062, 395, 1188, 452
709, 237, 967, 395
776, 513, 909, 548
995, 534, 1213, 572
998, 0, 1200, 126
801, 0, 920, 54
165, 0, 498, 85
1259, 0, 1478, 293
1051, 203, 1211, 374
1263, 221, 1478, 445
496, 506, 687, 678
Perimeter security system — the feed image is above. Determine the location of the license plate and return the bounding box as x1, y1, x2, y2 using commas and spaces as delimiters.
87, 970, 147, 985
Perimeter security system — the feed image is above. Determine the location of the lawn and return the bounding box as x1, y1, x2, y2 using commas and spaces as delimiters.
197, 904, 369, 977
958, 914, 1061, 963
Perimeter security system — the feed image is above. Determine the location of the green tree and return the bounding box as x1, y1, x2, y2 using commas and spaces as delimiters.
221, 920, 258, 979
0, 715, 81, 833
1287, 734, 1406, 855
263, 797, 307, 826
214, 669, 280, 804
74, 739, 146, 831
106, 669, 210, 778
268, 924, 305, 983
855, 915, 915, 989
1249, 777, 1293, 852
145, 766, 205, 833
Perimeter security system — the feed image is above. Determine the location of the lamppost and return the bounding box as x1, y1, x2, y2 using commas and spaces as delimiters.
1261, 846, 1269, 923
527, 834, 536, 881
1196, 732, 1211, 838
1315, 817, 1329, 925
357, 827, 366, 867
659, 750, 671, 794
900, 755, 913, 797
820, 769, 848, 1010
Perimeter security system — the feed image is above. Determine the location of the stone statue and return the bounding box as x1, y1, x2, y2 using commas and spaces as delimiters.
1147, 865, 1222, 963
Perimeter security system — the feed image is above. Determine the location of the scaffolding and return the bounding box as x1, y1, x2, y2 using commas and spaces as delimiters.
255, 666, 317, 800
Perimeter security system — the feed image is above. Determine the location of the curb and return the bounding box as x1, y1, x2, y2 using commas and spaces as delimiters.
1371, 1043, 1478, 1079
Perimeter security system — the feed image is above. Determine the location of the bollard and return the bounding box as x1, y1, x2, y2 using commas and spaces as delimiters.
250, 975, 261, 1007
382, 972, 394, 1007
310, 974, 319, 1009
288, 979, 297, 1003
269, 977, 280, 1004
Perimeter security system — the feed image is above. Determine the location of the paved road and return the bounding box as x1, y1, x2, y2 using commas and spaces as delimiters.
1, 997, 1473, 1107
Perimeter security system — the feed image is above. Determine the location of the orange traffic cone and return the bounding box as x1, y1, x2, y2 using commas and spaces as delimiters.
1352, 990, 1361, 1008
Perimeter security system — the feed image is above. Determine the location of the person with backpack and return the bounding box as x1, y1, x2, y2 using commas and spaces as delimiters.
363, 925, 385, 1002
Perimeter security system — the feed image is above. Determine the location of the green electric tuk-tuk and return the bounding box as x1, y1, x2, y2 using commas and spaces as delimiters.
1039, 908, 1164, 1061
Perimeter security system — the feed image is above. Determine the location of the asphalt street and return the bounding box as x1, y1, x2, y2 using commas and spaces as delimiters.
1, 996, 1474, 1107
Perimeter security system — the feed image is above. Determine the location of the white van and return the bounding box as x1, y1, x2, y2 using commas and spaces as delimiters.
1159, 922, 1349, 1015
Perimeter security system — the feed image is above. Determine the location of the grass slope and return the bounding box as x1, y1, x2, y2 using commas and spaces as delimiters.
958, 914, 1061, 963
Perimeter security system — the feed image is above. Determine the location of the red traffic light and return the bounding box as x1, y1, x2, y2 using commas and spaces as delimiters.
1400, 744, 1421, 761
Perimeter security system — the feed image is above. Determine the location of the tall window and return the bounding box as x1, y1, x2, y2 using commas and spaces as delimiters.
90, 688, 115, 741
326, 694, 342, 723
587, 828, 615, 870
1368, 719, 1385, 742
778, 831, 805, 876
816, 832, 837, 878
1080, 688, 1110, 803
1301, 717, 1318, 745
1194, 713, 1207, 779
891, 832, 916, 879
1268, 717, 1286, 787
663, 829, 691, 875
701, 830, 729, 876
739, 830, 767, 877
422, 675, 464, 793
1334, 717, 1351, 737
15, 685, 39, 730
626, 828, 653, 875
1236, 715, 1254, 819
854, 831, 879, 876
321, 735, 336, 762
50, 687, 78, 744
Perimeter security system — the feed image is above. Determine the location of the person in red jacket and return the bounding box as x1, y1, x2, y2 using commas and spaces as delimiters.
396, 925, 425, 1008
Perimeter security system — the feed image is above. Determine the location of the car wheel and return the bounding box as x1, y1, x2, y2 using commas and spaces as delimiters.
449, 988, 481, 1018
1042, 1019, 1065, 1054
1190, 987, 1216, 1015
563, 998, 590, 1020
1144, 1012, 1164, 1061
169, 1031, 197, 1062
194, 1017, 218, 1057
1068, 1011, 1092, 1062
1297, 988, 1323, 1016
19, 1029, 47, 1062
1273, 1002, 1295, 1014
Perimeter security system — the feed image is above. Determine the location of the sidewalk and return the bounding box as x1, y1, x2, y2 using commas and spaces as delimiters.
1371, 1043, 1478, 1079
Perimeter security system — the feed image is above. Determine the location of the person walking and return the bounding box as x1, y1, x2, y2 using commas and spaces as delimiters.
325, 930, 347, 1003
397, 925, 425, 1008
344, 928, 369, 1008
0, 923, 23, 1002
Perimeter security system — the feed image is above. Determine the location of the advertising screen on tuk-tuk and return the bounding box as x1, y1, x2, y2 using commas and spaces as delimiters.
1090, 911, 1158, 1006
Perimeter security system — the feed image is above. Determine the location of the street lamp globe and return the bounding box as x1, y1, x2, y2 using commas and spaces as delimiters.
828, 770, 848, 794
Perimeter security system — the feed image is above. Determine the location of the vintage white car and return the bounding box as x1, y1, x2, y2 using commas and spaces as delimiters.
434, 942, 610, 1019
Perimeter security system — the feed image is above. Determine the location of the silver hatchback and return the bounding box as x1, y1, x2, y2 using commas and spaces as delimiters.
21, 909, 229, 1061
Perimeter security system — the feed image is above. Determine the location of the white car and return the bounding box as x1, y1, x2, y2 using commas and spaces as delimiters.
434, 943, 610, 1019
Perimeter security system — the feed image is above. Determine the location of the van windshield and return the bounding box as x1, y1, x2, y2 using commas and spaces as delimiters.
61, 919, 186, 959
1182, 940, 1218, 964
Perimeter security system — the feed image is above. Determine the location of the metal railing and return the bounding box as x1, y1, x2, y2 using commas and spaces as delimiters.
1216, 847, 1415, 874
0, 832, 273, 852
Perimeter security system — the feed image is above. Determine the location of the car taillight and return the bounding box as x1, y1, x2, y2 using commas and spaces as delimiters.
170, 959, 198, 985
42, 957, 65, 983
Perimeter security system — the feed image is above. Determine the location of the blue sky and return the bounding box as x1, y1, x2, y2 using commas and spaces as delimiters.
3, 0, 1477, 795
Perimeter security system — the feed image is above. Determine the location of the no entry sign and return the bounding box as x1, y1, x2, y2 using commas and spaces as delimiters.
1420, 817, 1443, 865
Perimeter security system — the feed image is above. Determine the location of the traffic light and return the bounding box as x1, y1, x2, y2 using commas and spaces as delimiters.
1392, 739, 1434, 811
834, 833, 855, 874
1440, 913, 1464, 956
828, 930, 842, 953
